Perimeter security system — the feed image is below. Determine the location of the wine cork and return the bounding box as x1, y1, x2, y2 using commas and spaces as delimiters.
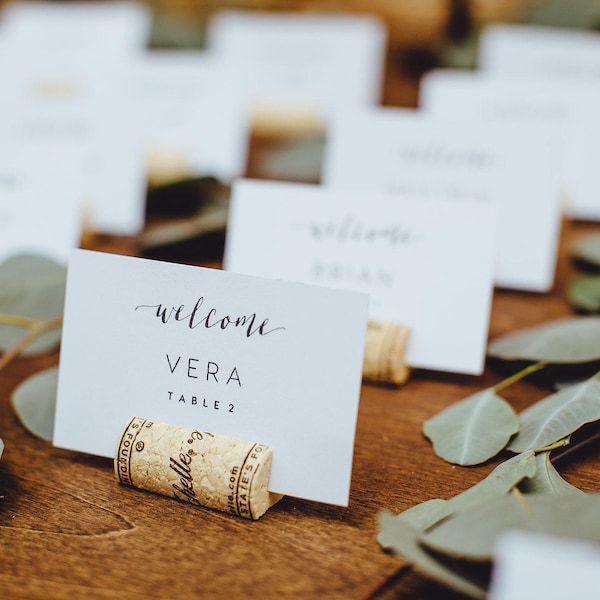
362, 320, 411, 386
115, 417, 282, 520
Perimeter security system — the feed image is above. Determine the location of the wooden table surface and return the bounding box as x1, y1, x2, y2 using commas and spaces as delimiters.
2, 56, 600, 600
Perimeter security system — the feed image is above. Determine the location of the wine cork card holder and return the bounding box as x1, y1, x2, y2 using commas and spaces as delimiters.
116, 417, 282, 520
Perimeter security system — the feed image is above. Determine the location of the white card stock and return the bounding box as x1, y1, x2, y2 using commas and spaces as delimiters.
54, 249, 369, 506
0, 57, 147, 234
479, 23, 600, 80
224, 179, 496, 375
490, 531, 600, 600
206, 11, 386, 115
420, 70, 600, 221
0, 144, 82, 263
0, 1, 151, 55
130, 51, 250, 182
322, 107, 562, 291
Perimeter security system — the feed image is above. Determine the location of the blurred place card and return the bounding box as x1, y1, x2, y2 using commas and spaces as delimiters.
420, 70, 600, 221
0, 58, 147, 234
206, 10, 386, 117
130, 51, 250, 183
489, 531, 600, 600
224, 179, 496, 375
322, 107, 562, 292
479, 23, 600, 80
0, 1, 151, 55
54, 249, 369, 505
0, 144, 83, 264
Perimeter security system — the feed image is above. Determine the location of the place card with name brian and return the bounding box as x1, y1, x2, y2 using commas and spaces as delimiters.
321, 107, 563, 291
54, 249, 369, 506
224, 179, 497, 376
420, 70, 600, 221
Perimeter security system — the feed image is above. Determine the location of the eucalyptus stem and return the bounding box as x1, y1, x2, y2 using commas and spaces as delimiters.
535, 436, 571, 454
0, 316, 63, 372
493, 361, 546, 394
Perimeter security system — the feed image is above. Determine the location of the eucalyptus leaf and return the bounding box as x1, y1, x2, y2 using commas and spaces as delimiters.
519, 451, 585, 496
487, 317, 600, 364
0, 254, 66, 355
378, 512, 488, 599
568, 275, 600, 312
423, 388, 518, 466
419, 493, 600, 563
527, 0, 600, 29
398, 452, 536, 532
0, 438, 3, 459
508, 373, 600, 453
572, 232, 600, 269
11, 367, 58, 441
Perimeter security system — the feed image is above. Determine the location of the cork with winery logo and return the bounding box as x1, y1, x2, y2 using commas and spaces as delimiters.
362, 320, 411, 386
115, 417, 282, 520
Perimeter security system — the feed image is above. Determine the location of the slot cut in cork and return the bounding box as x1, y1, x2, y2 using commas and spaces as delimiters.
362, 320, 411, 386
115, 417, 282, 520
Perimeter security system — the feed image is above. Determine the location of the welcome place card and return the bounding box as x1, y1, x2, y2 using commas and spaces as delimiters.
223, 179, 497, 376
206, 10, 387, 116
0, 143, 83, 264
479, 23, 600, 81
321, 107, 562, 292
419, 70, 600, 221
54, 249, 369, 506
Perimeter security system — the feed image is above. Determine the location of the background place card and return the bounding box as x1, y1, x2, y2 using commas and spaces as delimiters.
489, 531, 600, 600
479, 23, 600, 80
206, 10, 387, 116
129, 51, 250, 183
322, 107, 562, 292
224, 179, 496, 376
0, 144, 82, 264
54, 249, 369, 506
0, 57, 147, 234
419, 70, 600, 221
0, 1, 151, 56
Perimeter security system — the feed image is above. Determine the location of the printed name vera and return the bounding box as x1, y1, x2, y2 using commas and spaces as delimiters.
135, 296, 285, 338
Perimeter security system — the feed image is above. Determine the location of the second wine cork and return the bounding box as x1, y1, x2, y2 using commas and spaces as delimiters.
362, 320, 411, 386
115, 417, 282, 520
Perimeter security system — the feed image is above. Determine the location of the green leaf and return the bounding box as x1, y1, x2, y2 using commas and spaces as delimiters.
423, 388, 518, 466
519, 451, 585, 496
420, 493, 600, 563
11, 367, 58, 441
378, 512, 488, 599
572, 232, 600, 269
398, 452, 536, 532
527, 0, 600, 30
568, 275, 600, 312
508, 373, 600, 453
487, 317, 600, 364
0, 254, 66, 355
0, 438, 3, 459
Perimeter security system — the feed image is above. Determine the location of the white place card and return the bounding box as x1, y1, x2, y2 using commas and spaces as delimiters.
54, 249, 369, 506
206, 10, 386, 115
479, 23, 600, 80
224, 179, 497, 375
489, 531, 600, 600
0, 1, 151, 55
0, 144, 82, 264
322, 107, 562, 292
419, 70, 600, 221
129, 51, 250, 182
0, 57, 147, 234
